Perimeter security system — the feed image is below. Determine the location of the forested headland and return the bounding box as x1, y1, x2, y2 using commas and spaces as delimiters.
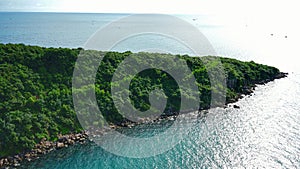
0, 43, 285, 158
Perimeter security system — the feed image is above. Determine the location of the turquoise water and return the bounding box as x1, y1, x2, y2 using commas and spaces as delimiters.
1, 12, 300, 168
20, 74, 300, 168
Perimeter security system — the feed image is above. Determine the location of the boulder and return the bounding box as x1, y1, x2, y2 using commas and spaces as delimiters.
0, 158, 4, 167
36, 149, 43, 154
233, 105, 240, 109
44, 141, 52, 149
67, 139, 75, 145
56, 142, 65, 149
24, 153, 31, 158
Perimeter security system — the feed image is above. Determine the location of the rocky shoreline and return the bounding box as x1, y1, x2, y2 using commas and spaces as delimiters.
0, 132, 89, 168
0, 72, 288, 169
226, 72, 288, 104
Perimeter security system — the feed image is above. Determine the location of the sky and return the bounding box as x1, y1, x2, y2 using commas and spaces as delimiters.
0, 0, 298, 29
1, 0, 298, 27
1, 0, 299, 71
1, 0, 297, 33
0, 0, 298, 16
2, 0, 240, 14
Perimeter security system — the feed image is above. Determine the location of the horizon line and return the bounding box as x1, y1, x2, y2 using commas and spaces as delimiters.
0, 10, 207, 16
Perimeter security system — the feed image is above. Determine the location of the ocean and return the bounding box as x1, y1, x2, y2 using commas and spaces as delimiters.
1, 12, 299, 168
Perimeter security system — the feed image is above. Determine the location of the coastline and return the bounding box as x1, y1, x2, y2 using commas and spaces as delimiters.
0, 132, 89, 168
0, 72, 288, 168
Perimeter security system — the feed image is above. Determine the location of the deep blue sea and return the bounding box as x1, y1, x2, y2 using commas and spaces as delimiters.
1, 12, 299, 168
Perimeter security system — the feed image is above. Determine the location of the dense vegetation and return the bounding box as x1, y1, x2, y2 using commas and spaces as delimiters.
0, 43, 281, 157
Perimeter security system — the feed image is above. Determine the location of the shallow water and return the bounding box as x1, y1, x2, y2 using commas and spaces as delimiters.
21, 74, 300, 168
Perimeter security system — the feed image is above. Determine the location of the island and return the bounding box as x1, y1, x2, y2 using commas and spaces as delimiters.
0, 43, 287, 167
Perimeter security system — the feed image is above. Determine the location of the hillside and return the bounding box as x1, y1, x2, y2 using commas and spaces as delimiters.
0, 43, 285, 157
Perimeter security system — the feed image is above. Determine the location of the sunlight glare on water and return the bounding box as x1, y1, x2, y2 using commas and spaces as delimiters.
1, 12, 299, 168
23, 74, 300, 168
